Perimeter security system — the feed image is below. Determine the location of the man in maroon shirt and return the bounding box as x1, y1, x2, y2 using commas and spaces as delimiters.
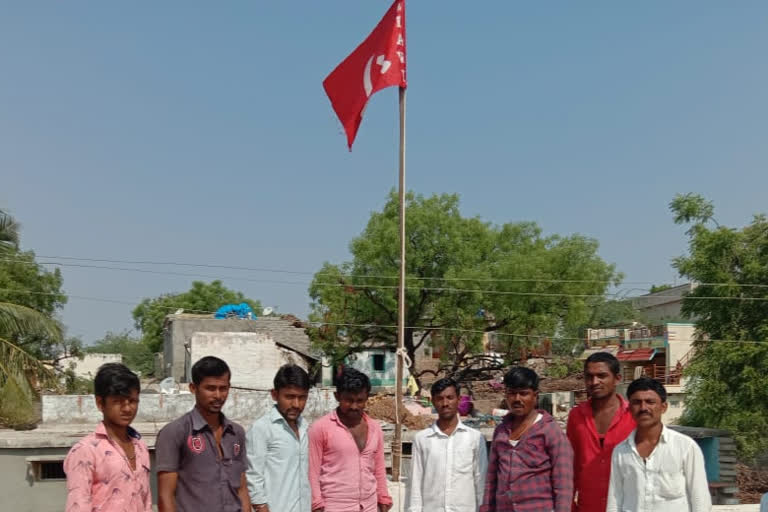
566, 352, 635, 512
481, 366, 573, 512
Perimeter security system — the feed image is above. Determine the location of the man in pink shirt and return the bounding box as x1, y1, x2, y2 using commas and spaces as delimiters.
309, 367, 392, 512
64, 363, 151, 512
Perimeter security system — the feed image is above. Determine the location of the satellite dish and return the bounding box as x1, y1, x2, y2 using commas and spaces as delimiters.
174, 308, 184, 315
262, 307, 274, 316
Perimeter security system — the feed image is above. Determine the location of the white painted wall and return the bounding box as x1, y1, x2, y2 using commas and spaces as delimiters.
667, 323, 697, 368
67, 353, 123, 379
189, 332, 309, 390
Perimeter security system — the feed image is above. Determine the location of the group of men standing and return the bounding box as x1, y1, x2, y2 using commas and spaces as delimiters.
64, 352, 712, 512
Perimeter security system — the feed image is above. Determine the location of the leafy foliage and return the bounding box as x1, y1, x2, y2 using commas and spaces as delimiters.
132, 280, 262, 353
307, 191, 621, 386
87, 331, 154, 376
0, 209, 66, 427
671, 193, 768, 460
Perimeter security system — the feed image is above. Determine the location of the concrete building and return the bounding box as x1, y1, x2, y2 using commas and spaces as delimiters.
632, 282, 698, 323
323, 342, 411, 390
64, 353, 123, 379
162, 314, 319, 385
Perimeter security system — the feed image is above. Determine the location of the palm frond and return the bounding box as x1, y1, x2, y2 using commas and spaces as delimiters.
0, 209, 20, 255
0, 302, 62, 340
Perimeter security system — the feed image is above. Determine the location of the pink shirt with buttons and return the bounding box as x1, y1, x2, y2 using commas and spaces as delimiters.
308, 410, 392, 512
64, 422, 152, 512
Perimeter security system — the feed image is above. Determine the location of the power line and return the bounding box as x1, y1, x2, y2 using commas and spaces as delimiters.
9, 254, 768, 291
5, 257, 768, 301
1, 288, 766, 345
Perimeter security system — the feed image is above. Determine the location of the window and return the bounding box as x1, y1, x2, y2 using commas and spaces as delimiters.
372, 354, 385, 372
26, 457, 66, 481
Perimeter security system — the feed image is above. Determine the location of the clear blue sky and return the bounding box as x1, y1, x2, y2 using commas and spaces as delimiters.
2, 2, 767, 343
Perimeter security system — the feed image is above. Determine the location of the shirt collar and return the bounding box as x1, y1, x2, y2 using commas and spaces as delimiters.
330, 409, 370, 426
428, 416, 468, 437
269, 405, 305, 429
628, 424, 669, 451
94, 421, 142, 440
191, 407, 234, 434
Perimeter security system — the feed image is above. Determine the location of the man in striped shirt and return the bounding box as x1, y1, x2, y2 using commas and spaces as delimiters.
480, 367, 573, 512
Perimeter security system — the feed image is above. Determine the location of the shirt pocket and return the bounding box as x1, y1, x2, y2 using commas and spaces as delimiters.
656, 460, 686, 499
453, 443, 475, 474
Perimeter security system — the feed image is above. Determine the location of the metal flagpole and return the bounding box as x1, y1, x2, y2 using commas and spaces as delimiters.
392, 85, 406, 483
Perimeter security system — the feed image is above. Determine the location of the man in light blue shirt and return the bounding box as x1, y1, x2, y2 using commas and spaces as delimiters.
246, 364, 311, 512
760, 492, 768, 512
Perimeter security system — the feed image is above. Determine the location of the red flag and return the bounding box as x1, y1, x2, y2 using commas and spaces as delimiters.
323, 0, 407, 150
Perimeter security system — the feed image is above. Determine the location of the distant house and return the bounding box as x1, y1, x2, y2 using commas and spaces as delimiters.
324, 340, 410, 391
631, 282, 698, 324
162, 313, 320, 388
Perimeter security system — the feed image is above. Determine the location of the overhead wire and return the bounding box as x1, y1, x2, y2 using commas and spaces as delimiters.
4, 257, 768, 301
0, 288, 766, 345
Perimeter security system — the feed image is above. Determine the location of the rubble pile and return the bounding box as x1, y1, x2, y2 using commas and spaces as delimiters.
366, 395, 434, 430
737, 463, 768, 504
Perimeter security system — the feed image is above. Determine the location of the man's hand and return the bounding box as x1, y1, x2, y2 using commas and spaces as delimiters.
252, 505, 270, 512
378, 504, 392, 512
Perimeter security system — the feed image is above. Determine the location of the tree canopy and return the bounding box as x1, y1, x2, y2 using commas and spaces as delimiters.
307, 191, 621, 384
132, 280, 262, 353
672, 193, 768, 460
87, 331, 154, 376
0, 209, 65, 426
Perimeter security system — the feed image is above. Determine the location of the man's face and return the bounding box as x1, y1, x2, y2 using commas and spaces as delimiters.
335, 390, 369, 420
628, 389, 667, 428
505, 387, 538, 418
585, 362, 621, 400
190, 373, 231, 415
432, 386, 459, 422
96, 389, 139, 428
271, 385, 309, 423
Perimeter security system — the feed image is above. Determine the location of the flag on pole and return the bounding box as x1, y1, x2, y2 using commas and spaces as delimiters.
323, 0, 407, 150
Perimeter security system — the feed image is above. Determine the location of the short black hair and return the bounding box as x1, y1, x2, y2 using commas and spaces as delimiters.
627, 376, 667, 402
191, 356, 231, 385
431, 377, 459, 397
94, 363, 140, 399
503, 366, 540, 391
274, 364, 311, 391
585, 352, 621, 376
336, 367, 371, 394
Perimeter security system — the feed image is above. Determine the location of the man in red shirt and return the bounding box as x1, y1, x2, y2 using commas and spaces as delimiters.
566, 352, 635, 512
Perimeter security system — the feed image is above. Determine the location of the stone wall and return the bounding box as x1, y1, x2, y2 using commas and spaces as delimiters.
41, 387, 338, 426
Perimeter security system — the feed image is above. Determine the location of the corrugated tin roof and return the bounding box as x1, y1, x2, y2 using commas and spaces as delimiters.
617, 347, 656, 362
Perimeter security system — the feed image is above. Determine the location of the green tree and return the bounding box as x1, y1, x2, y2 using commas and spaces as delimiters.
132, 280, 262, 353
308, 191, 621, 385
0, 209, 63, 426
649, 284, 673, 294
671, 193, 768, 460
87, 331, 154, 376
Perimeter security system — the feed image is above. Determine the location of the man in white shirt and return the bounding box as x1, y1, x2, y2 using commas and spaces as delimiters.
607, 377, 711, 512
409, 377, 488, 512
246, 364, 312, 512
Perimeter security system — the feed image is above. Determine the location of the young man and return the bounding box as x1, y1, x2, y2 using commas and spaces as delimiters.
567, 352, 635, 511
156, 356, 249, 512
64, 363, 151, 512
481, 367, 573, 512
246, 364, 312, 512
409, 377, 488, 512
308, 367, 392, 512
607, 377, 711, 512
